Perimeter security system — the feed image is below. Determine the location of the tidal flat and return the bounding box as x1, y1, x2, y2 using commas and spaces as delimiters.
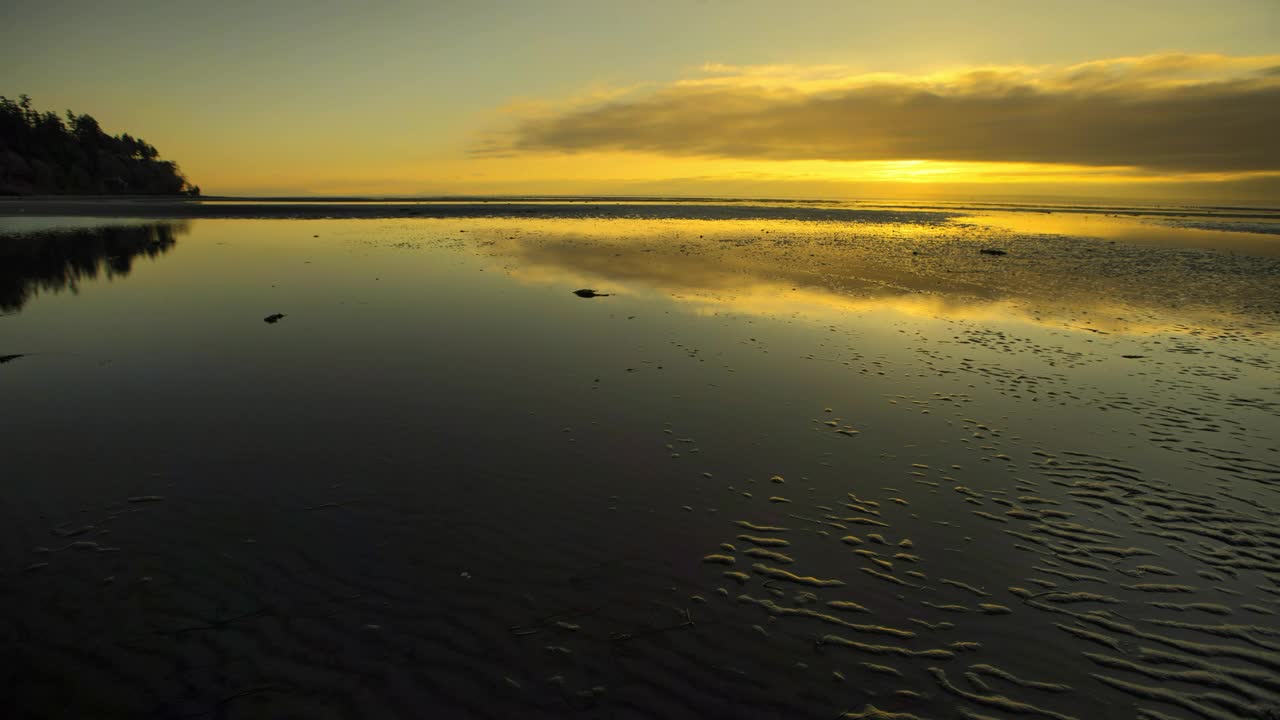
1, 200, 1278, 719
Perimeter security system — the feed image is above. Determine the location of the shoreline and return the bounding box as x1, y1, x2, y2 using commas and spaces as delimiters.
1, 196, 1279, 222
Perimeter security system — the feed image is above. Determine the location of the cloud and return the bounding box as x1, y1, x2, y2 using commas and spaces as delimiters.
484, 54, 1280, 173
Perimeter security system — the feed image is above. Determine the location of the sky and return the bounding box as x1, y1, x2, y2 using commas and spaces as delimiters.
3, 0, 1278, 202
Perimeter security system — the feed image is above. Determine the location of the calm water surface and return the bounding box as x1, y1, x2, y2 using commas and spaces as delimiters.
2, 210, 1278, 719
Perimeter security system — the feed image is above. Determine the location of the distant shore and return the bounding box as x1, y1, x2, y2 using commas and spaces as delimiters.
1, 196, 1278, 222
0, 197, 958, 222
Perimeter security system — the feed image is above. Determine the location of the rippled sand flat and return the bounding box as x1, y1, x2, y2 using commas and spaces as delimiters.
1, 202, 1277, 718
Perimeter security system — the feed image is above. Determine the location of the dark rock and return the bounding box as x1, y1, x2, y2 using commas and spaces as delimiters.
264, 313, 286, 324
573, 289, 611, 298
979, 248, 1008, 256
0, 354, 24, 364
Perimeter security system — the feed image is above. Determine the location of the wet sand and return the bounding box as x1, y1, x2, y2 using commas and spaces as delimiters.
1, 204, 1278, 718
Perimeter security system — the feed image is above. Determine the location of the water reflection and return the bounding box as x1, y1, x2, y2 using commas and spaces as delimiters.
2, 216, 1277, 718
0, 222, 188, 312
443, 217, 1280, 334
957, 211, 1280, 256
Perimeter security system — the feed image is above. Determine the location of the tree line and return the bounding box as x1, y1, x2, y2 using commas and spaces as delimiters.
0, 95, 199, 196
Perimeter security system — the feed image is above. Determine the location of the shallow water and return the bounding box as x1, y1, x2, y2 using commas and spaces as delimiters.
2, 207, 1278, 719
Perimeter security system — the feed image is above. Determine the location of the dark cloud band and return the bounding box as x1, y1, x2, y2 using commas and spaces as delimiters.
495, 69, 1280, 173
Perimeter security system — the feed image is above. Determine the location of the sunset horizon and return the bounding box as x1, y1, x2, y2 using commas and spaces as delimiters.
4, 1, 1277, 203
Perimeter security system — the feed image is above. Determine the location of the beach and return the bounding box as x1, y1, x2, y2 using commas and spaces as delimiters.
2, 200, 1278, 719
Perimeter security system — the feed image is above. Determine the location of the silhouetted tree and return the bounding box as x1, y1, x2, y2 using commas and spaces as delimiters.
0, 94, 198, 195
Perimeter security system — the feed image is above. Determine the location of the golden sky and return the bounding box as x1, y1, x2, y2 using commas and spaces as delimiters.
4, 0, 1278, 201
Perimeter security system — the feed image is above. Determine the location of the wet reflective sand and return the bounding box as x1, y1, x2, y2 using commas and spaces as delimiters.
1, 203, 1277, 718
